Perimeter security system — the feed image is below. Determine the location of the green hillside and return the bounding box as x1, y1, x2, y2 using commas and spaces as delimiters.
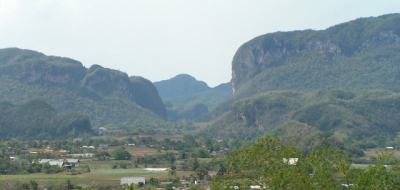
232, 14, 400, 97
205, 14, 400, 154
0, 100, 93, 139
205, 90, 400, 154
155, 74, 232, 120
0, 48, 167, 129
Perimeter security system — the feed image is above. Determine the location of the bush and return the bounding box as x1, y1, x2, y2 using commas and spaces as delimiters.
111, 147, 132, 160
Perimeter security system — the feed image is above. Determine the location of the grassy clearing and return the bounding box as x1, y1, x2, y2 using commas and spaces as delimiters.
0, 162, 167, 186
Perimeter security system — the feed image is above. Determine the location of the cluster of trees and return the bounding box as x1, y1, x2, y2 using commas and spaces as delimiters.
0, 179, 87, 190
0, 158, 64, 175
0, 100, 93, 139
0, 141, 64, 175
206, 89, 400, 157
212, 136, 400, 189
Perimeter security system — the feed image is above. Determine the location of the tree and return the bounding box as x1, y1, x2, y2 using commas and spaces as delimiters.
353, 152, 400, 189
215, 136, 352, 190
111, 147, 132, 160
30, 180, 39, 190
65, 179, 74, 190
217, 164, 227, 176
195, 165, 208, 180
191, 158, 200, 171
95, 151, 111, 160
170, 164, 177, 176
148, 177, 160, 186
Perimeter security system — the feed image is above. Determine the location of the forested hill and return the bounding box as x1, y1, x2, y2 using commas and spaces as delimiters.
232, 13, 400, 97
0, 100, 93, 139
155, 74, 210, 100
0, 48, 167, 129
205, 14, 400, 153
154, 74, 232, 120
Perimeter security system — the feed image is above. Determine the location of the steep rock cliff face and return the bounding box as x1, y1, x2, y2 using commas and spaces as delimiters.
0, 48, 86, 86
232, 14, 400, 96
82, 65, 132, 97
0, 48, 167, 127
130, 76, 167, 118
204, 14, 400, 152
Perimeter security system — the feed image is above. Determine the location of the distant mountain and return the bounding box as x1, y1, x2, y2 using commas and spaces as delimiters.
154, 74, 210, 100
0, 100, 93, 139
0, 48, 167, 129
205, 14, 400, 153
154, 74, 232, 120
232, 13, 400, 97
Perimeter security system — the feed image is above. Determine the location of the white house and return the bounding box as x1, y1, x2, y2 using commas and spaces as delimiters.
250, 185, 263, 189
341, 183, 354, 189
39, 159, 65, 167
38, 159, 80, 168
120, 177, 146, 185
67, 153, 94, 158
81, 145, 95, 149
144, 168, 169, 172
65, 159, 80, 167
283, 158, 299, 166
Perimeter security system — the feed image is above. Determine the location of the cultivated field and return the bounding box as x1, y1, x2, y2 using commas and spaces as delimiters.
0, 160, 168, 187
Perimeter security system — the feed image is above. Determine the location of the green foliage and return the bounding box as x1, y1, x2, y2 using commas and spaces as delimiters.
353, 152, 400, 189
0, 48, 167, 130
111, 147, 132, 160
130, 76, 167, 118
154, 74, 210, 100
232, 14, 400, 97
213, 136, 400, 190
207, 90, 400, 155
0, 100, 93, 139
155, 74, 232, 121
95, 151, 111, 161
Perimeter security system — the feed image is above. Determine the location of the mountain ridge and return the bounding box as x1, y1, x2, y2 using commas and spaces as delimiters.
232, 13, 400, 97
154, 74, 232, 120
205, 13, 400, 153
0, 48, 167, 129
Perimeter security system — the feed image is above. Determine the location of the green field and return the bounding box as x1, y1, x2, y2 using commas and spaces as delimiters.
0, 160, 167, 187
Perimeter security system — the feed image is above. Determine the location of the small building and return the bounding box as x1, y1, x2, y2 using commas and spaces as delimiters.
120, 177, 146, 185
99, 144, 109, 148
144, 168, 169, 172
59, 150, 69, 154
283, 158, 299, 166
65, 159, 80, 167
81, 145, 95, 149
386, 146, 395, 150
38, 159, 80, 168
39, 159, 65, 167
250, 185, 263, 189
180, 180, 191, 187
67, 153, 94, 158
341, 183, 354, 189
48, 160, 64, 167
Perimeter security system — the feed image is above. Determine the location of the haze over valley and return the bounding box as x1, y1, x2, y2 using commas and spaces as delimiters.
1, 1, 400, 189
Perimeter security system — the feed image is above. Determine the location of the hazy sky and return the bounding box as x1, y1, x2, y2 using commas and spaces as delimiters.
0, 0, 399, 86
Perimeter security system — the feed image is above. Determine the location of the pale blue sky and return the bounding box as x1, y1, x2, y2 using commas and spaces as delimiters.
0, 0, 399, 86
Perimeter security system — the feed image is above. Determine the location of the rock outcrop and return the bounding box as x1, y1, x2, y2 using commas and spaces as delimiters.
232, 14, 400, 96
